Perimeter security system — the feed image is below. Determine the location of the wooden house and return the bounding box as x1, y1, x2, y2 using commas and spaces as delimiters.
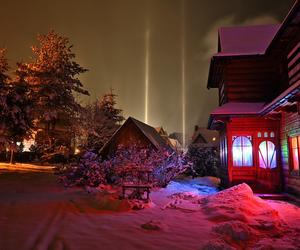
100, 117, 171, 157
207, 0, 300, 194
190, 126, 219, 148
156, 127, 183, 151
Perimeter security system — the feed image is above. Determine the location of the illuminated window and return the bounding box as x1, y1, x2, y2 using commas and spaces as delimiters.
232, 136, 253, 167
264, 132, 268, 138
257, 132, 262, 138
290, 136, 300, 171
258, 141, 277, 169
270, 132, 275, 138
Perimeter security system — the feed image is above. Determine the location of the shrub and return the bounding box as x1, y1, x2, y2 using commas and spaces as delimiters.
108, 145, 190, 187
59, 151, 107, 187
186, 145, 220, 177
59, 145, 191, 188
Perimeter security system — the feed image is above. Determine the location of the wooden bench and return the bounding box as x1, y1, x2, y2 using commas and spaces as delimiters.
121, 168, 153, 200
122, 183, 151, 200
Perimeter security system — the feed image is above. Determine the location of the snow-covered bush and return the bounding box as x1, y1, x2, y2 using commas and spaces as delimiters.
59, 151, 107, 187
107, 145, 190, 187
186, 145, 220, 177
59, 145, 191, 188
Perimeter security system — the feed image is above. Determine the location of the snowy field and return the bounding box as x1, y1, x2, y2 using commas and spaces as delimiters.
0, 163, 300, 250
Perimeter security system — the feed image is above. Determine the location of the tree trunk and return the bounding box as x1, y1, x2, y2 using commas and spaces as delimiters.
9, 149, 14, 165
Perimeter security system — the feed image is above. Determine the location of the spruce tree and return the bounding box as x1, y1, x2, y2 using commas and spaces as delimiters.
17, 30, 89, 148
82, 90, 124, 152
0, 49, 34, 163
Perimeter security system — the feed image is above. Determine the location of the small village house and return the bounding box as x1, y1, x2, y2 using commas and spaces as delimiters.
155, 127, 183, 151
190, 125, 219, 148
100, 117, 172, 157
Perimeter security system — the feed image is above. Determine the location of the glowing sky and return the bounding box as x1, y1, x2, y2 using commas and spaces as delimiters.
0, 0, 294, 139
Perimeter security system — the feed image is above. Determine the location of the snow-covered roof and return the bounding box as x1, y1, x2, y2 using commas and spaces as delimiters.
99, 117, 171, 157
210, 102, 266, 116
130, 117, 169, 150
217, 24, 280, 56
168, 138, 182, 149
190, 127, 219, 147
261, 79, 300, 115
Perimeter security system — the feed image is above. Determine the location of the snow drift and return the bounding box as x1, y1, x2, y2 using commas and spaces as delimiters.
201, 183, 300, 249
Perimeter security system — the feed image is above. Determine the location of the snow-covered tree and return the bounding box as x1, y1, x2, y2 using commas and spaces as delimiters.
186, 145, 220, 177
81, 90, 124, 152
17, 30, 89, 147
0, 49, 34, 163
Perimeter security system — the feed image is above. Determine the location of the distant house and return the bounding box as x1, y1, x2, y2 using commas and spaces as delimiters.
168, 138, 183, 152
207, 1, 300, 195
155, 127, 183, 151
169, 132, 184, 146
100, 117, 172, 157
190, 126, 219, 148
155, 127, 170, 144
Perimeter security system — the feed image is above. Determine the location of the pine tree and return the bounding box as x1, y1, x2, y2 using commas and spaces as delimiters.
82, 89, 124, 152
0, 48, 10, 152
17, 30, 89, 148
0, 49, 34, 163
99, 89, 124, 124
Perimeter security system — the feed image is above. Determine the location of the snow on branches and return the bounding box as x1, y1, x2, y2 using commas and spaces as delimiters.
0, 49, 34, 157
79, 90, 124, 152
59, 145, 191, 188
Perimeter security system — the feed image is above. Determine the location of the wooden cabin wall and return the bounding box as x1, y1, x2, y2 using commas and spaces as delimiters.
102, 121, 155, 156
220, 57, 281, 105
280, 112, 300, 196
287, 41, 300, 86
219, 129, 229, 187
279, 26, 300, 195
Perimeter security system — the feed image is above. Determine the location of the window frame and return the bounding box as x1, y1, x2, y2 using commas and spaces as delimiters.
289, 135, 300, 175
231, 135, 254, 167
258, 140, 277, 169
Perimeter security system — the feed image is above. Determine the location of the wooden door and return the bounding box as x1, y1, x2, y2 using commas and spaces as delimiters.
256, 138, 281, 192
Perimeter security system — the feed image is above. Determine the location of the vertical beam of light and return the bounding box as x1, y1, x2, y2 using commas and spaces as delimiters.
144, 29, 150, 124
181, 0, 186, 148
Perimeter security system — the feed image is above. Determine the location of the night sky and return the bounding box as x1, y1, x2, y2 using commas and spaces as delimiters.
0, 0, 294, 140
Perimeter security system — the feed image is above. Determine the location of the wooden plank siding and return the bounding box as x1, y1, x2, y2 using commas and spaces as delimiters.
288, 41, 300, 85
221, 57, 281, 104
280, 112, 300, 196
100, 121, 155, 157
219, 129, 229, 187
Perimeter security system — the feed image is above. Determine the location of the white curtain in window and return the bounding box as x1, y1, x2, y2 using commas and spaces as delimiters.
259, 141, 276, 169
232, 136, 253, 166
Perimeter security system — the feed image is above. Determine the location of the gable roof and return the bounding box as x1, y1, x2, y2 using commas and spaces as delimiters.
99, 117, 171, 156
155, 126, 169, 137
217, 24, 280, 56
208, 1, 300, 89
129, 117, 169, 149
193, 133, 207, 144
191, 127, 219, 146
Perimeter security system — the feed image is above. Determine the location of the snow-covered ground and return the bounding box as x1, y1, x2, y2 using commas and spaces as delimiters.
0, 163, 299, 250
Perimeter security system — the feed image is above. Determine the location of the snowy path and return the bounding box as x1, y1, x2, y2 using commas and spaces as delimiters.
0, 166, 216, 250
0, 164, 300, 250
